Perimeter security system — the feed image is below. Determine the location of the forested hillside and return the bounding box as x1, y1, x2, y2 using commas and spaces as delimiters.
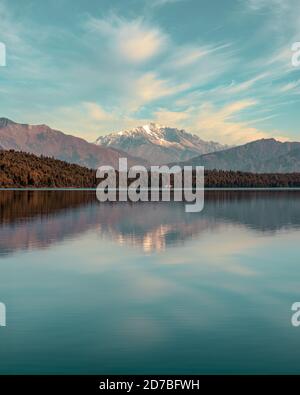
1, 149, 300, 188
0, 150, 96, 187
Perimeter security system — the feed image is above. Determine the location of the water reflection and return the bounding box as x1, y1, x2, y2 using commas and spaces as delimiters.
1, 190, 300, 374
0, 190, 300, 255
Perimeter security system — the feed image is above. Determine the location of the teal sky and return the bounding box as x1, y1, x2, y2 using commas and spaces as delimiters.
0, 0, 299, 143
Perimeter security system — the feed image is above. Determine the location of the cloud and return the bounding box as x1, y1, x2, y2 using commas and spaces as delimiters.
134, 72, 189, 104
153, 109, 189, 125
1, 1, 298, 145
0, 2, 48, 77
153, 100, 289, 145
86, 16, 166, 63
0, 3, 240, 141
278, 80, 300, 93
35, 102, 152, 141
170, 44, 231, 69
83, 102, 113, 121
189, 100, 289, 144
191, 101, 264, 144
218, 100, 258, 117
246, 0, 288, 11
225, 73, 270, 94
150, 0, 190, 7
83, 13, 236, 113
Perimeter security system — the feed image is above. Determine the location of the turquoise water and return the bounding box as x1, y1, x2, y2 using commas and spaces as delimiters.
0, 190, 300, 374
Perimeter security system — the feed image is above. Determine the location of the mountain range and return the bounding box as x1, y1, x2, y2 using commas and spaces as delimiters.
0, 118, 144, 169
0, 117, 300, 173
180, 138, 300, 173
95, 123, 227, 165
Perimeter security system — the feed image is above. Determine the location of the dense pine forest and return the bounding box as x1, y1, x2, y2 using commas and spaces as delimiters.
0, 150, 96, 187
204, 170, 300, 188
1, 149, 300, 188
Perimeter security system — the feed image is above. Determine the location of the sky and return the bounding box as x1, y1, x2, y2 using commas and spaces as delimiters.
0, 0, 299, 144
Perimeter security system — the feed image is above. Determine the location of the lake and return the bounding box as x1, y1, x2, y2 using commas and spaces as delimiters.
0, 190, 300, 374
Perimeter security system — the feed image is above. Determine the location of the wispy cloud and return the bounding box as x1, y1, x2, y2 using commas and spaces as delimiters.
191, 100, 267, 144
150, 0, 190, 7
86, 15, 166, 64
154, 99, 289, 144
134, 72, 189, 104
279, 80, 300, 93
0, 0, 299, 143
84, 102, 114, 122
246, 0, 289, 11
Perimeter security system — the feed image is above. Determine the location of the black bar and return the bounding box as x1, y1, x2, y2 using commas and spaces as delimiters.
0, 375, 299, 392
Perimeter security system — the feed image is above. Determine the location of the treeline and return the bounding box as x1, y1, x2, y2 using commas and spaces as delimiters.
0, 150, 96, 187
204, 170, 300, 188
1, 150, 300, 188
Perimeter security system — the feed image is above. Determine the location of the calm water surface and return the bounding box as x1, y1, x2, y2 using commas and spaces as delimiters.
0, 190, 300, 374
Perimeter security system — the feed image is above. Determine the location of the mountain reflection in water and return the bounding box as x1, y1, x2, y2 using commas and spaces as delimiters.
0, 190, 300, 255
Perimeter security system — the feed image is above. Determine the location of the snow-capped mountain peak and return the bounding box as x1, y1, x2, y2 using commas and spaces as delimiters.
143, 123, 159, 134
115, 123, 164, 139
95, 124, 228, 165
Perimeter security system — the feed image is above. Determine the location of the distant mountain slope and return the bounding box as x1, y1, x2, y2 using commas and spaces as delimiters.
95, 123, 227, 165
0, 118, 145, 169
181, 138, 300, 173
262, 147, 300, 173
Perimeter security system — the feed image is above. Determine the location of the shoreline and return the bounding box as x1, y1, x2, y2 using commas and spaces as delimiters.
1, 187, 300, 191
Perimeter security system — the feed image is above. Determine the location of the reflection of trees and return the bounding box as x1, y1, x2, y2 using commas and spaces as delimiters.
0, 190, 300, 255
0, 190, 95, 224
